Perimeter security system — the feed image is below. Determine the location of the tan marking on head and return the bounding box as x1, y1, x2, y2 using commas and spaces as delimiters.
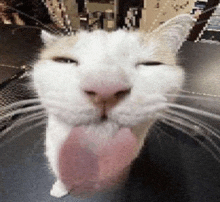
40, 34, 79, 60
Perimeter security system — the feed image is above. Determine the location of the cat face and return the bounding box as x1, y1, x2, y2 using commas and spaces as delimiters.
33, 14, 194, 129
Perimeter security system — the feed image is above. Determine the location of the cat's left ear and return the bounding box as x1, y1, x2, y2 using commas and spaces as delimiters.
41, 30, 60, 45
150, 14, 196, 53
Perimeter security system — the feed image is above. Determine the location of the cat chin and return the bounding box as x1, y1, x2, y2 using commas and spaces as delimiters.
51, 110, 159, 131
84, 121, 120, 138
53, 111, 137, 132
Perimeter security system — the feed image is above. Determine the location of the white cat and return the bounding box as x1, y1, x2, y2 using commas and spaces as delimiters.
32, 14, 195, 198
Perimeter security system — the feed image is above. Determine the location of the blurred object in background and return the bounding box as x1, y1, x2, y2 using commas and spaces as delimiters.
0, 0, 220, 40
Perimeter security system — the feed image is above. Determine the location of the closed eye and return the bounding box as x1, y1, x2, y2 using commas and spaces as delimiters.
137, 61, 163, 66
52, 57, 78, 65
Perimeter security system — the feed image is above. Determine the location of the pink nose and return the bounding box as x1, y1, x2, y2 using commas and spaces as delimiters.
83, 84, 131, 103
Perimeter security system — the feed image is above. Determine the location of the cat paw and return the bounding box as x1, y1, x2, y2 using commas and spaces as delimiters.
50, 180, 68, 198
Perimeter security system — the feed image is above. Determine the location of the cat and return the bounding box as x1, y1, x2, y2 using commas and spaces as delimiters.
31, 14, 195, 198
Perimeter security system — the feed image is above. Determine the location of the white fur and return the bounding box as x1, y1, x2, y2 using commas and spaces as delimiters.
32, 14, 194, 198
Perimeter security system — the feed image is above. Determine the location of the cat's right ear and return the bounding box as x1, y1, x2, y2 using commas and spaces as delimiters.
41, 30, 59, 45
147, 14, 196, 54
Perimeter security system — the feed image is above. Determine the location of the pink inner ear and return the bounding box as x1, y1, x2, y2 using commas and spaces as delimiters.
59, 127, 139, 197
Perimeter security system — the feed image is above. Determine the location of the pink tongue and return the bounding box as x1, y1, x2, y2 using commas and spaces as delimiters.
59, 127, 139, 196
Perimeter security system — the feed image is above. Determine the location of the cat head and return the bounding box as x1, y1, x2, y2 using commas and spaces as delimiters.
33, 14, 194, 129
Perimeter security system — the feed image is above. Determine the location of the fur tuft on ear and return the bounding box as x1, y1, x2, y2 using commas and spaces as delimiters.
150, 14, 196, 53
41, 30, 60, 44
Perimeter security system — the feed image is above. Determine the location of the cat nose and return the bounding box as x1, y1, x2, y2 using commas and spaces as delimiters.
83, 85, 131, 105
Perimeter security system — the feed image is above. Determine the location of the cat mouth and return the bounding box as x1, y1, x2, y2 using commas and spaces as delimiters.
99, 106, 109, 122
100, 114, 108, 122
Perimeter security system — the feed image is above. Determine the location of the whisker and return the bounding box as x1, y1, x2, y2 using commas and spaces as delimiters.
200, 5, 219, 15
195, 19, 212, 25
0, 120, 46, 148
159, 116, 220, 163
0, 64, 24, 69
161, 112, 218, 149
161, 115, 220, 161
165, 109, 220, 143
1, 99, 41, 113
0, 111, 46, 139
165, 93, 220, 103
153, 122, 177, 150
0, 105, 45, 121
1, 5, 61, 35
179, 89, 220, 98
193, 5, 219, 25
167, 103, 220, 120
154, 121, 178, 140
159, 116, 195, 138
